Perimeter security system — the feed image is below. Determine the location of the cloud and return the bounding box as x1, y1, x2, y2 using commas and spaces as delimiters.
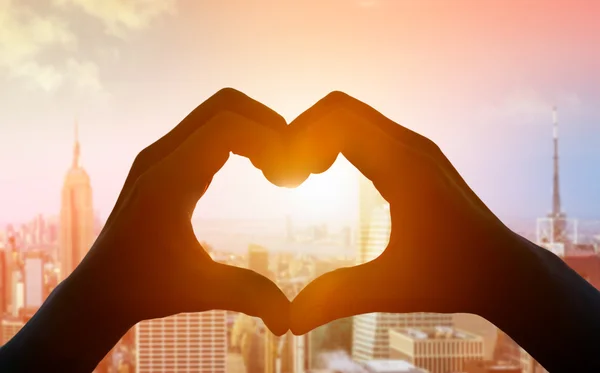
1, 0, 175, 94
9, 61, 64, 91
0, 0, 76, 91
66, 58, 103, 94
54, 0, 176, 37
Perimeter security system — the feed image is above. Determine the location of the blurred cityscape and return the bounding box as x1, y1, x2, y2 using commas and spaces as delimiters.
0, 109, 599, 373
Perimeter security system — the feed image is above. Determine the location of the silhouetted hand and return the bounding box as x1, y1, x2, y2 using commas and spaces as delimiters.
4, 88, 600, 373
287, 92, 522, 334
72, 88, 290, 334
0, 88, 296, 373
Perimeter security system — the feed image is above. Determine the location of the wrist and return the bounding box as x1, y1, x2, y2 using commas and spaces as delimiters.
0, 259, 133, 372
462, 224, 543, 320
474, 228, 600, 372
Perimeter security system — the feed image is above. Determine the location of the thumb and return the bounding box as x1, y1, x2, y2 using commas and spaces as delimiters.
201, 262, 290, 336
290, 260, 388, 335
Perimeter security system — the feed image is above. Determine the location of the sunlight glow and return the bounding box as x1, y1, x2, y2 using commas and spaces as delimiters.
283, 157, 359, 226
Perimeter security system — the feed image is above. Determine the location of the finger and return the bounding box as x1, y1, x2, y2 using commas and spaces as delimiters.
290, 255, 464, 335
290, 91, 491, 213
106, 88, 287, 226
143, 109, 289, 212
288, 93, 434, 202
203, 262, 290, 336
290, 261, 388, 335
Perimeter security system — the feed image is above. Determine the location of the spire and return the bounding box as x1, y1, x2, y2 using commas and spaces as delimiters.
550, 105, 567, 243
552, 106, 561, 217
73, 118, 80, 168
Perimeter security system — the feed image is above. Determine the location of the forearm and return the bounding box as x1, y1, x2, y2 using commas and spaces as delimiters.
484, 232, 600, 372
0, 269, 132, 372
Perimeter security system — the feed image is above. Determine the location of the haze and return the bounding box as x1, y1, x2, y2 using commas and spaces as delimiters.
1, 0, 599, 226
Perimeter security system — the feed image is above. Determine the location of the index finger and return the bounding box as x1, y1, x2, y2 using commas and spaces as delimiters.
288, 91, 491, 213
106, 88, 287, 226
143, 108, 290, 212
288, 92, 434, 202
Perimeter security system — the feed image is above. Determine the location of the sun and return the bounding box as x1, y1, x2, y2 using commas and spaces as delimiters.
284, 157, 359, 226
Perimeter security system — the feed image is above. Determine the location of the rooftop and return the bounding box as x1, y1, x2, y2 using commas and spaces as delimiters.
363, 359, 425, 373
393, 326, 477, 340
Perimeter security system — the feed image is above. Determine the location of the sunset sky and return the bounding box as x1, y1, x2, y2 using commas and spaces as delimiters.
1, 0, 599, 226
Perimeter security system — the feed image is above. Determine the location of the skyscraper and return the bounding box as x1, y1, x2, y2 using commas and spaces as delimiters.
59, 121, 94, 280
0, 250, 7, 314
248, 244, 271, 280
292, 333, 310, 373
135, 311, 227, 373
353, 175, 394, 361
357, 175, 387, 264
23, 251, 43, 315
352, 176, 452, 362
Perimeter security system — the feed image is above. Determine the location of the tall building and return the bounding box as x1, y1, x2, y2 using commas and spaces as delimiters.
263, 327, 311, 373
357, 176, 387, 264
0, 250, 7, 314
3, 236, 18, 314
353, 176, 390, 361
231, 312, 265, 373
1, 316, 25, 344
264, 277, 311, 373
389, 327, 484, 373
11, 276, 23, 316
352, 176, 452, 362
135, 311, 227, 373
265, 331, 287, 373
248, 244, 271, 280
292, 333, 311, 373
60, 121, 94, 280
23, 252, 43, 316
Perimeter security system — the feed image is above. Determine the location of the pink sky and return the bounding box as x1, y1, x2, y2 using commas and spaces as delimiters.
1, 0, 599, 225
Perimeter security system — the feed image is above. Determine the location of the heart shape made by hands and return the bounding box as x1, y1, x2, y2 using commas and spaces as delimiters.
108, 88, 513, 338
188, 89, 509, 336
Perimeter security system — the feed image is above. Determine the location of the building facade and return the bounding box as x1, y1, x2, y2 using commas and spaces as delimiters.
1, 317, 25, 345
352, 176, 453, 362
389, 327, 484, 373
135, 311, 227, 373
248, 244, 271, 279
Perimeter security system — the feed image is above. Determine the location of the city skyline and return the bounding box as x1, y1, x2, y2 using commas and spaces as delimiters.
0, 2, 599, 373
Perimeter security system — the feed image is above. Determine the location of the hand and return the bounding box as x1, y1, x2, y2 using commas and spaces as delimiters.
71, 88, 290, 335
286, 92, 521, 334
